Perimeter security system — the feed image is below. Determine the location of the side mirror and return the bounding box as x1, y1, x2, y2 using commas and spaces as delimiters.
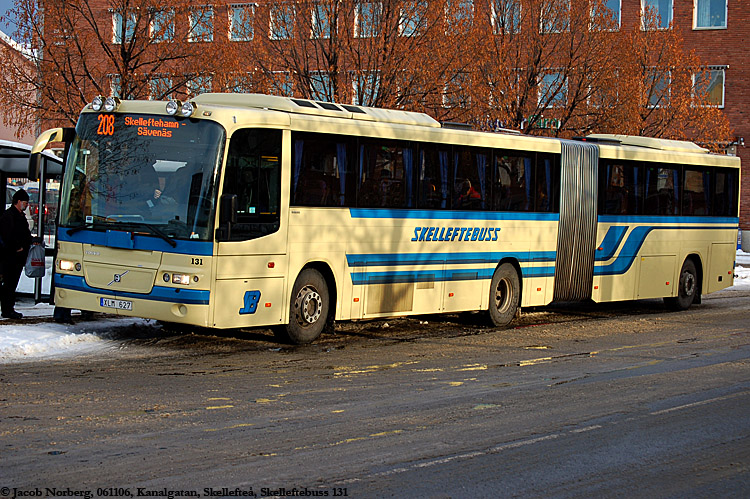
28, 127, 75, 179
220, 194, 238, 225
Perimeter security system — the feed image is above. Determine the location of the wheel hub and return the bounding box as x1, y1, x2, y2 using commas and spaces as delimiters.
495, 278, 511, 313
296, 287, 322, 325
683, 271, 696, 296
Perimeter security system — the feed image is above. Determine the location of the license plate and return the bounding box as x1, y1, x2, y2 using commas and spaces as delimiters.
100, 298, 133, 311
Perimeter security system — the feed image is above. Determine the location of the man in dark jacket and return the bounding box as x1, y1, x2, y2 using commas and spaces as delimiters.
1, 188, 32, 318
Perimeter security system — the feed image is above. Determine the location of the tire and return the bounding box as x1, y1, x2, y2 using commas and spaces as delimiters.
665, 259, 698, 311
488, 263, 520, 327
274, 269, 329, 344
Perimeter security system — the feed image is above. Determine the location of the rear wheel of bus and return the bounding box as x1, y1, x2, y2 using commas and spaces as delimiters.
488, 263, 520, 327
275, 268, 330, 344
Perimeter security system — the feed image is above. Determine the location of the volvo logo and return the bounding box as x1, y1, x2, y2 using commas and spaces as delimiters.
108, 271, 129, 286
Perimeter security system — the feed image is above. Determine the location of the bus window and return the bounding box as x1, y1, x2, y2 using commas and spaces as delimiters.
714, 168, 739, 217
453, 147, 489, 210
535, 154, 558, 212
599, 161, 642, 215
644, 165, 681, 216
358, 139, 415, 208
223, 128, 281, 240
493, 152, 531, 212
292, 133, 356, 207
417, 144, 450, 209
683, 168, 711, 216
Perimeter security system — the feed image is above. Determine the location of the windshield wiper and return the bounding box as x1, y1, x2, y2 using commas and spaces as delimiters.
129, 222, 178, 248
66, 220, 108, 235
66, 220, 177, 248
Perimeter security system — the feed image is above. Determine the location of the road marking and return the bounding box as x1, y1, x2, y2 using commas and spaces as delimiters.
649, 391, 749, 416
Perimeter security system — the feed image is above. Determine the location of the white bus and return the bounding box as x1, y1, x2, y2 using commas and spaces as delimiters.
31, 94, 740, 343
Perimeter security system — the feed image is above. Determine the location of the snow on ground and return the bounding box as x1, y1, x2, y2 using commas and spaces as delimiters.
1, 251, 749, 363
0, 316, 151, 364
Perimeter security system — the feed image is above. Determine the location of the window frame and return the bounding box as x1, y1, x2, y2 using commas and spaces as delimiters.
269, 3, 296, 40
641, 0, 673, 30
150, 8, 175, 42
692, 67, 725, 108
112, 9, 138, 44
188, 5, 215, 43
491, 0, 521, 35
229, 3, 256, 42
355, 2, 383, 38
693, 0, 727, 30
538, 71, 569, 108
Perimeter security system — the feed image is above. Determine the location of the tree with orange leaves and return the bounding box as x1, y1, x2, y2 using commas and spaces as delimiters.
0, 0, 228, 134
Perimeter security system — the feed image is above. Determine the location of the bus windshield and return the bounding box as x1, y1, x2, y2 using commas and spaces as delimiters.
59, 113, 225, 241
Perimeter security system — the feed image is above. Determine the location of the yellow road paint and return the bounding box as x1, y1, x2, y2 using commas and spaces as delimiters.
206, 405, 234, 410
204, 423, 254, 432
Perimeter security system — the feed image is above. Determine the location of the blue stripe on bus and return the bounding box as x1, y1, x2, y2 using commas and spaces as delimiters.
593, 225, 737, 276
58, 228, 214, 256
346, 250, 557, 267
595, 226, 628, 261
54, 274, 210, 305
350, 265, 556, 285
349, 208, 560, 221
347, 224, 737, 284
598, 215, 739, 225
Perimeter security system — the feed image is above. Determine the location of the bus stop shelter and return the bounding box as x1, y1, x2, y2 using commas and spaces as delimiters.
1, 139, 63, 300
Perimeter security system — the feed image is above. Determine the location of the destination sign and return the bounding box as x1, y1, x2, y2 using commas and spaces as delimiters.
96, 115, 181, 138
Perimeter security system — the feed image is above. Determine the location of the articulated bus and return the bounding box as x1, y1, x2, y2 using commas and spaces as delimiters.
30, 94, 740, 343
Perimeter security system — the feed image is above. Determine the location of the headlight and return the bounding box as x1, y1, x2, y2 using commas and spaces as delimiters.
58, 260, 80, 271
91, 96, 103, 111
180, 101, 196, 117
171, 274, 191, 285
166, 100, 181, 115
104, 96, 120, 112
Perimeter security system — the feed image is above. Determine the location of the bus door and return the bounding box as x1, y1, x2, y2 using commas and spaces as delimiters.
214, 128, 288, 328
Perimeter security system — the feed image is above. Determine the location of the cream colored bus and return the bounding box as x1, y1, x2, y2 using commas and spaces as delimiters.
31, 94, 740, 343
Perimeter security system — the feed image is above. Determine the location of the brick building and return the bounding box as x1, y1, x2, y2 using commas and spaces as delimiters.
0, 28, 33, 144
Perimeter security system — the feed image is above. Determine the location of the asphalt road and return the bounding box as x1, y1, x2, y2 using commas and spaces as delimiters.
2, 288, 749, 498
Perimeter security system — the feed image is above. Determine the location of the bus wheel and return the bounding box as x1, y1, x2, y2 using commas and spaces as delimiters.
488, 263, 520, 327
276, 269, 329, 344
665, 259, 698, 311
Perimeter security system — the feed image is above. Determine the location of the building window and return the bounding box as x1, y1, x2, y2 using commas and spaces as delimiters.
189, 6, 214, 42
353, 71, 381, 105
400, 1, 428, 37
592, 0, 620, 31
149, 75, 173, 100
642, 0, 672, 30
227, 72, 253, 93
355, 2, 382, 38
693, 68, 725, 107
270, 71, 293, 96
229, 4, 255, 41
270, 3, 295, 40
491, 0, 521, 35
311, 3, 332, 39
188, 75, 212, 97
445, 0, 474, 33
112, 10, 137, 44
443, 72, 471, 108
109, 74, 121, 98
694, 0, 726, 29
646, 69, 670, 107
539, 72, 568, 107
310, 71, 331, 101
150, 8, 174, 42
540, 0, 570, 33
